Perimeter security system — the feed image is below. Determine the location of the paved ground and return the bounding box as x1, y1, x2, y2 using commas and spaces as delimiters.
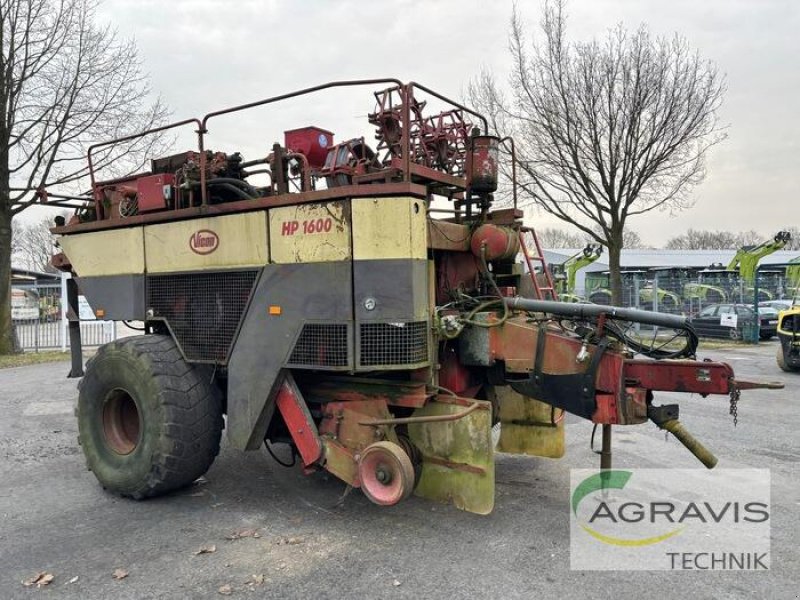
1, 341, 797, 599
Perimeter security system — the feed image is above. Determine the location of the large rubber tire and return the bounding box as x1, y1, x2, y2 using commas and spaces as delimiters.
776, 344, 798, 372
77, 335, 223, 499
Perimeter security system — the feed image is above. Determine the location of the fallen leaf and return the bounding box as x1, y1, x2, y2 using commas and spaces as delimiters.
218, 584, 233, 595
23, 572, 54, 588
276, 536, 303, 545
194, 544, 217, 555
245, 574, 265, 586
66, 576, 79, 585
112, 568, 128, 580
226, 528, 260, 541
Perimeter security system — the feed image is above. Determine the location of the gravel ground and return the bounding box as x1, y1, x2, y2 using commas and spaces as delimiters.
0, 341, 797, 599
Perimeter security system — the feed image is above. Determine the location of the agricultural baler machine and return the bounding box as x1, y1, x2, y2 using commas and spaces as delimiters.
45, 79, 782, 514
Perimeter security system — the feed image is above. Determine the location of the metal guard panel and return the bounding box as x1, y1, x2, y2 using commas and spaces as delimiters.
357, 321, 429, 369
409, 399, 495, 515
287, 322, 351, 369
147, 269, 258, 363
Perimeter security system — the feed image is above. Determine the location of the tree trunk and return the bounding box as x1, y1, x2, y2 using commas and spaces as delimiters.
607, 236, 623, 306
0, 205, 15, 354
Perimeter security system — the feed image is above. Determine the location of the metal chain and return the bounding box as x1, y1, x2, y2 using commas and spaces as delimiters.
729, 386, 740, 427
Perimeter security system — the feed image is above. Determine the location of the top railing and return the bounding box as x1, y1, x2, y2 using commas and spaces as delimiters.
87, 78, 493, 208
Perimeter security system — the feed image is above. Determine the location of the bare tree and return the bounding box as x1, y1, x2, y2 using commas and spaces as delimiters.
734, 230, 765, 249
12, 212, 68, 272
620, 229, 645, 249
539, 225, 644, 251
0, 0, 168, 354
469, 1, 726, 302
664, 229, 798, 251
665, 228, 739, 250
538, 226, 585, 248
585, 225, 644, 249
783, 227, 800, 252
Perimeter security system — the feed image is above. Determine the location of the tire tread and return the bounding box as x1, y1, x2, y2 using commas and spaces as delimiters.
78, 335, 223, 499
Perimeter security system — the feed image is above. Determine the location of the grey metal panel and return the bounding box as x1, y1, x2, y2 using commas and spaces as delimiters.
226, 261, 353, 451
353, 259, 428, 321
75, 274, 145, 320
352, 259, 430, 371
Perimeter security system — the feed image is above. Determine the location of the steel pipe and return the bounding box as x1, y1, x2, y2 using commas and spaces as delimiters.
505, 297, 690, 330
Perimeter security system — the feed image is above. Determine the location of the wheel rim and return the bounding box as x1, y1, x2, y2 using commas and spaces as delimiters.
102, 389, 141, 455
729, 328, 741, 340
358, 442, 415, 506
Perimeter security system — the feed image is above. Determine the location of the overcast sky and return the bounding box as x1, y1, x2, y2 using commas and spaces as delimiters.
38, 0, 795, 247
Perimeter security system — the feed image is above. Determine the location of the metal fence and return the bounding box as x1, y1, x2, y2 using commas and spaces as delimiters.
582, 269, 794, 342
11, 276, 118, 352
584, 270, 794, 312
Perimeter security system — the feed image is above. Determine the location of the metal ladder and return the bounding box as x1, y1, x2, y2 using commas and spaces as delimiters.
519, 228, 559, 301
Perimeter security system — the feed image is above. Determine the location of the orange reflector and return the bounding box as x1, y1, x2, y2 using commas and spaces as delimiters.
95, 308, 106, 318
268, 305, 282, 316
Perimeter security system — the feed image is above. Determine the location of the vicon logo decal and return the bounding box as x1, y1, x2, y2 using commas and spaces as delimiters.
189, 229, 219, 255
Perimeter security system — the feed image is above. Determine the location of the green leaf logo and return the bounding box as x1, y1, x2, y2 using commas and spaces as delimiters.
572, 470, 684, 547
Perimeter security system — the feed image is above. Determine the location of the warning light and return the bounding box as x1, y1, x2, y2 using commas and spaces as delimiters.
268, 306, 282, 316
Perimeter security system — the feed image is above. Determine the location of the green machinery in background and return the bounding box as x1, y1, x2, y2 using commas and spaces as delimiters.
587, 270, 683, 311
551, 244, 602, 302
710, 231, 793, 302
786, 255, 800, 296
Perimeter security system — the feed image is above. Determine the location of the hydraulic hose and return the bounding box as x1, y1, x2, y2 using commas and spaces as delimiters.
505, 297, 698, 359
207, 182, 254, 200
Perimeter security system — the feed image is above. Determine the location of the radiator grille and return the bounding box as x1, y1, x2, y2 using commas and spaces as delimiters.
288, 323, 349, 368
359, 321, 429, 367
147, 271, 257, 362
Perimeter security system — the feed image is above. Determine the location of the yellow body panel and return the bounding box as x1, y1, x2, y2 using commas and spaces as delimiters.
269, 201, 350, 263
495, 387, 565, 458
59, 228, 145, 277
144, 213, 269, 273
351, 197, 427, 260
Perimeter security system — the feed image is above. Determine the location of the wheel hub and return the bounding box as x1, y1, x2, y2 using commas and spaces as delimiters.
376, 467, 392, 484
102, 389, 141, 455
357, 441, 415, 506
